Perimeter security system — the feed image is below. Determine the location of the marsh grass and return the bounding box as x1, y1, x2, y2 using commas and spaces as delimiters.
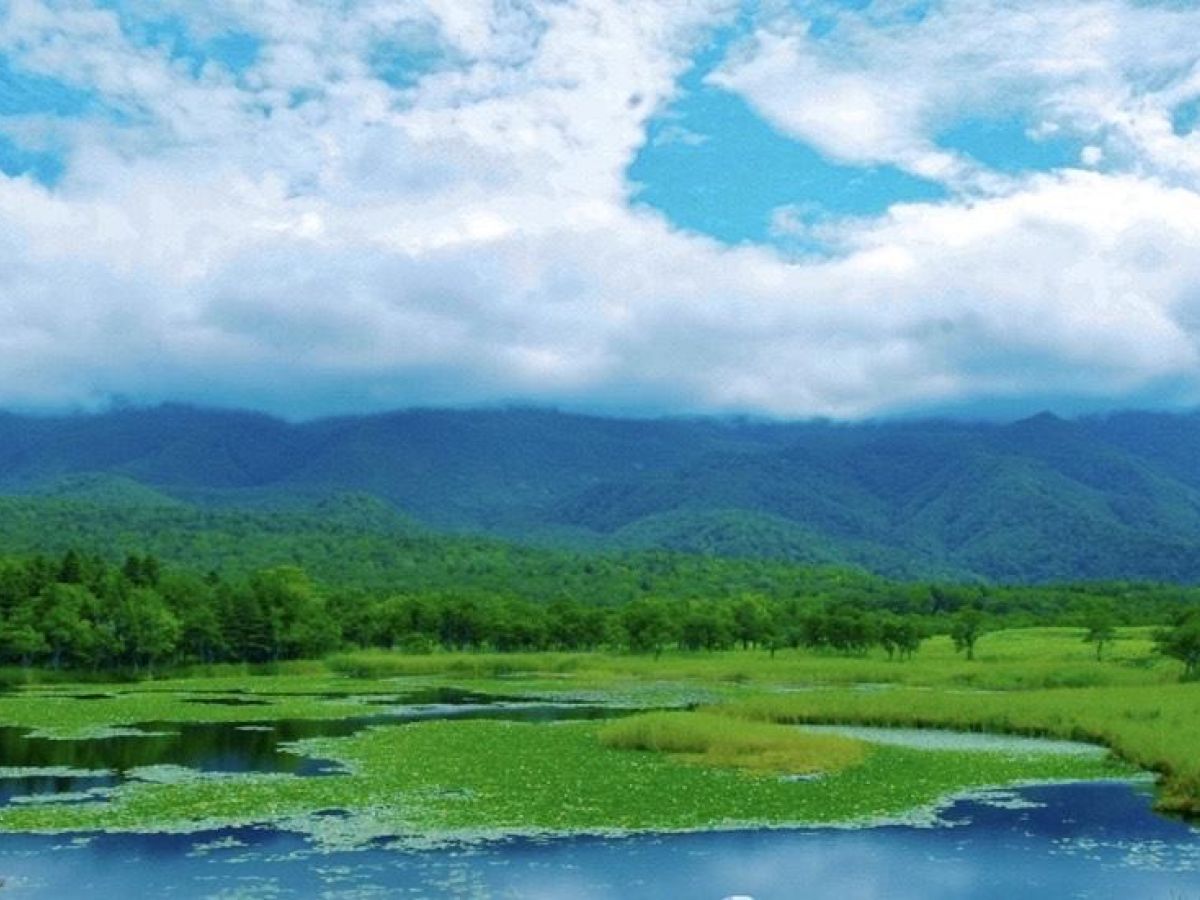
598, 711, 867, 774
717, 684, 1200, 814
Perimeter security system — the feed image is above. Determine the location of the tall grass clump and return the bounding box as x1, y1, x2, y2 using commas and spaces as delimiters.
599, 711, 867, 775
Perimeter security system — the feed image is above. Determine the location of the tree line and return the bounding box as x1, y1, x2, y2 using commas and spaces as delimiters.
0, 550, 1197, 674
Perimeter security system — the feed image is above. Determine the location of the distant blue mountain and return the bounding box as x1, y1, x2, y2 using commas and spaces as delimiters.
3, 404, 1200, 582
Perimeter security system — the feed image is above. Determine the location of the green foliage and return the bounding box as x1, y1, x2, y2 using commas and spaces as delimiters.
0, 539, 1195, 675
951, 608, 987, 661
878, 613, 923, 661
1082, 602, 1117, 661
620, 599, 675, 657
1155, 612, 1200, 679
0, 553, 341, 671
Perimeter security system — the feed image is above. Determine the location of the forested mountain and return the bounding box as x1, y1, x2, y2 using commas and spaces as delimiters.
3, 405, 1200, 582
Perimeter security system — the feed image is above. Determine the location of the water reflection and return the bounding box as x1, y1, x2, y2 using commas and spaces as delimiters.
0, 782, 1194, 898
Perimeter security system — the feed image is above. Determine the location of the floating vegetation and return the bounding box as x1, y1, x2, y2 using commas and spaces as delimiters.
1051, 834, 1200, 873
187, 834, 250, 856
0, 767, 115, 779
37, 726, 179, 741
9, 786, 115, 806
125, 765, 237, 785
959, 788, 1048, 811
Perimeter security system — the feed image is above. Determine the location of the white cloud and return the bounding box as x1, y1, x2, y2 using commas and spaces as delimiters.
0, 1, 1198, 418
712, 0, 1200, 188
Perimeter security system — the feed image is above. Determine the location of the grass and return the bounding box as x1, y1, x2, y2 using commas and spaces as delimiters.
328, 628, 1177, 691
598, 711, 867, 774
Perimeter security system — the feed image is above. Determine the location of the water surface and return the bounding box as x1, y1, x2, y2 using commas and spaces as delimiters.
0, 782, 1193, 898
799, 724, 1109, 756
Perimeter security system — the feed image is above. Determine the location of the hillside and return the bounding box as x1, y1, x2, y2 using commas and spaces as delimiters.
2, 405, 1200, 582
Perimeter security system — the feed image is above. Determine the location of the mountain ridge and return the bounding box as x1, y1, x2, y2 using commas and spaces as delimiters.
3, 404, 1200, 582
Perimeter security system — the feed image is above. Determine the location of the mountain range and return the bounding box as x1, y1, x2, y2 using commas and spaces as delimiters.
2, 404, 1200, 582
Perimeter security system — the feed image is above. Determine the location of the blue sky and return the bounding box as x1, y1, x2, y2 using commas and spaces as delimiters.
1, 0, 1199, 419
628, 18, 948, 249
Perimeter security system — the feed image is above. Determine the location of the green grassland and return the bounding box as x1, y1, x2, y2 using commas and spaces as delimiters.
0, 626, 1189, 840
328, 627, 1174, 690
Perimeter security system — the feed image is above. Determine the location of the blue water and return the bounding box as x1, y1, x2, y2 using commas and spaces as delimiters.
0, 781, 1194, 898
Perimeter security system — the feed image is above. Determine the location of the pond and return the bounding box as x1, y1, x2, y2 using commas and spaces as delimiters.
0, 781, 1194, 897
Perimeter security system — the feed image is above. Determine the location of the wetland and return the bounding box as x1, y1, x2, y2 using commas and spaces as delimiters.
0, 629, 1194, 896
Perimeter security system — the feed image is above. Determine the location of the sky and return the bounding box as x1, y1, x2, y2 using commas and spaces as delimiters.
1, 0, 1200, 420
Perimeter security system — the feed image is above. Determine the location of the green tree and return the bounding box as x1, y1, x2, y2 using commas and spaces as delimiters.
879, 614, 923, 661
951, 608, 986, 661
621, 598, 675, 658
1156, 614, 1200, 680
823, 604, 877, 655
122, 553, 161, 587
116, 588, 180, 673
1083, 606, 1117, 661
35, 583, 98, 669
678, 601, 734, 652
57, 549, 84, 584
438, 594, 488, 651
250, 567, 338, 659
731, 594, 771, 649
160, 573, 226, 664
221, 583, 272, 663
0, 599, 46, 668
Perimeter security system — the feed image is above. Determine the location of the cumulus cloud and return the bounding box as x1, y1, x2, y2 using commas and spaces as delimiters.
0, 0, 1198, 418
